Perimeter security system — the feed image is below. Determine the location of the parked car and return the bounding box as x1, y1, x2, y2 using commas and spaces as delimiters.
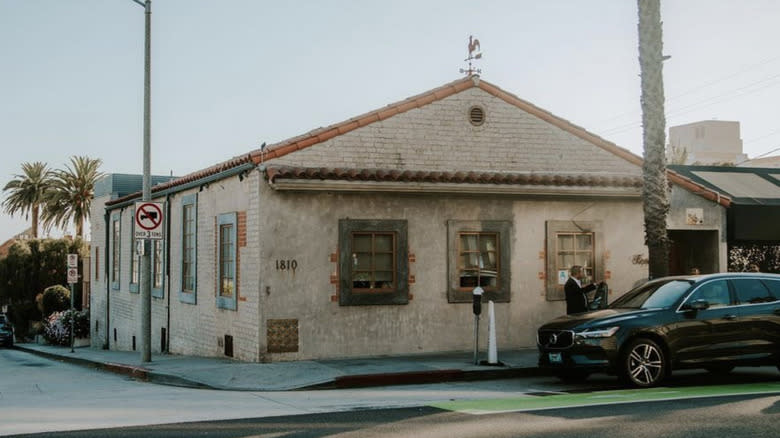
0, 314, 14, 347
537, 273, 780, 387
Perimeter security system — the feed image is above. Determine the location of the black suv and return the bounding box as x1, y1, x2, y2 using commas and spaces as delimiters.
0, 314, 14, 347
537, 273, 780, 387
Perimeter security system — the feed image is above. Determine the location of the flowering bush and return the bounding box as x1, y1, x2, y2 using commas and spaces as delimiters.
43, 309, 89, 346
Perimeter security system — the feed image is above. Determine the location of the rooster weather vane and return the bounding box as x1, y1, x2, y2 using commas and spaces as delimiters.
459, 35, 483, 76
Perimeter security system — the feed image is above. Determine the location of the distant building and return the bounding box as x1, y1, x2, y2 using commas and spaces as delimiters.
668, 120, 746, 165
0, 227, 33, 259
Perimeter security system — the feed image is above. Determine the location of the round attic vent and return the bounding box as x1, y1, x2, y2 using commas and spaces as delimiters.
469, 105, 485, 126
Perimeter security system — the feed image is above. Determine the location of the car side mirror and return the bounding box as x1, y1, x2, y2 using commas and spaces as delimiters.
685, 299, 710, 311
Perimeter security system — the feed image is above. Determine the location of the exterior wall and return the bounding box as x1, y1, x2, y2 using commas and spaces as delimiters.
272, 88, 640, 176
255, 180, 647, 361
667, 185, 728, 272
89, 194, 109, 349
166, 171, 261, 361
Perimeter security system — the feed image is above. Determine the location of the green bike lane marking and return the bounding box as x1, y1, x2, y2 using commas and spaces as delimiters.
431, 382, 780, 415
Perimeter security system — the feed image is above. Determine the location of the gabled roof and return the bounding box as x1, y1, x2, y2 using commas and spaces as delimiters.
669, 165, 780, 206
104, 76, 731, 207
251, 76, 643, 166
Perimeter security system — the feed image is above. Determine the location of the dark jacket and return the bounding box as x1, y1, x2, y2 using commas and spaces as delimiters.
564, 277, 597, 314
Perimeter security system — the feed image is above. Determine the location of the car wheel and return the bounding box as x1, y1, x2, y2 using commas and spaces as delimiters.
705, 365, 734, 375
622, 338, 666, 387
555, 370, 590, 383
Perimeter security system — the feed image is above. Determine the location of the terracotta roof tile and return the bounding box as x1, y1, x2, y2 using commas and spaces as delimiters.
264, 165, 643, 188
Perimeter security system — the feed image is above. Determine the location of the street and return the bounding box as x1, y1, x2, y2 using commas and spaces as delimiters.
1, 348, 779, 437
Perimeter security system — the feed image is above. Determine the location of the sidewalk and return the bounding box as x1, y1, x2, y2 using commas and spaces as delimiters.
15, 343, 543, 391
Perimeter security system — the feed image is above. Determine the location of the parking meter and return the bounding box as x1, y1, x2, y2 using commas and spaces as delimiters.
472, 286, 484, 315
472, 286, 483, 364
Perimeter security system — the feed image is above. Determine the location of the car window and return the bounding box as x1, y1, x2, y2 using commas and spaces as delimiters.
610, 279, 692, 309
761, 279, 780, 301
732, 278, 775, 304
687, 280, 731, 308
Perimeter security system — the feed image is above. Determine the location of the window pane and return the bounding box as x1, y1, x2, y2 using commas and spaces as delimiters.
576, 234, 592, 250
353, 253, 371, 270
558, 234, 574, 251
182, 204, 194, 292
353, 235, 372, 252
374, 234, 393, 252
219, 224, 234, 297
690, 280, 730, 307
575, 253, 591, 267
733, 279, 772, 304
480, 274, 497, 288
460, 271, 479, 288
153, 241, 163, 288
481, 251, 497, 269
558, 254, 574, 268
461, 234, 478, 251
374, 253, 393, 270
480, 234, 497, 252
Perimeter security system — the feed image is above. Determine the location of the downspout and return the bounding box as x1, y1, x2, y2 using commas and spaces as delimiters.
103, 210, 110, 350
165, 194, 172, 353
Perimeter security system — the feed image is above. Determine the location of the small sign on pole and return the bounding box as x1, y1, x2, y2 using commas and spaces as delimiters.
67, 268, 78, 284
67, 254, 78, 268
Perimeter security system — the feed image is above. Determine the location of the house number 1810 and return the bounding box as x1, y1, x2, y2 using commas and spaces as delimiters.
275, 259, 298, 271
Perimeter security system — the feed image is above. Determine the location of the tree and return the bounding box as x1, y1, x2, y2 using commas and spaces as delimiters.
2, 162, 52, 238
41, 156, 103, 239
637, 0, 670, 279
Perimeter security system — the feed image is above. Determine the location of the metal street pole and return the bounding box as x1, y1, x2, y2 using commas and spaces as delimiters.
132, 0, 152, 363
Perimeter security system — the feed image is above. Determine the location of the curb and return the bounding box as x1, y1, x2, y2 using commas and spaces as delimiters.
15, 345, 546, 391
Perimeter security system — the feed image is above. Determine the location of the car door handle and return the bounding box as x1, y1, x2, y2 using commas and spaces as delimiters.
723, 314, 737, 321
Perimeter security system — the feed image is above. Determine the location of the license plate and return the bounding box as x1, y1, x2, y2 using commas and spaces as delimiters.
548, 352, 562, 364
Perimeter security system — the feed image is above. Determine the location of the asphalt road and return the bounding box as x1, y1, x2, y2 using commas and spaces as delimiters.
3, 348, 780, 437
11, 394, 780, 438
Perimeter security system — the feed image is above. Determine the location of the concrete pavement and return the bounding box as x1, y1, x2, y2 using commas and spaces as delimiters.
15, 343, 542, 391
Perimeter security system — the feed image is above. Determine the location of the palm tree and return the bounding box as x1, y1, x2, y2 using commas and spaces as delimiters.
637, 0, 670, 279
41, 156, 104, 239
2, 162, 53, 238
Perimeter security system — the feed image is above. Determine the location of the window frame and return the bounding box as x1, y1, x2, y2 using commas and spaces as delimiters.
447, 220, 511, 303
216, 212, 238, 311
111, 212, 121, 290
545, 220, 603, 301
339, 219, 409, 306
178, 193, 198, 304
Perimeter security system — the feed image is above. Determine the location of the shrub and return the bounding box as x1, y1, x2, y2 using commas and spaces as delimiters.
43, 309, 89, 346
41, 285, 71, 317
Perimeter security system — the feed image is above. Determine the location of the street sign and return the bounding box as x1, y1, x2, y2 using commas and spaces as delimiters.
67, 267, 78, 284
67, 254, 78, 268
134, 201, 164, 240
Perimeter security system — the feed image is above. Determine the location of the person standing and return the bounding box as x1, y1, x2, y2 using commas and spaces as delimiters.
565, 265, 599, 314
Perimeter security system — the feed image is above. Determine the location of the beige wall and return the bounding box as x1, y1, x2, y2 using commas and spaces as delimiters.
256, 180, 647, 361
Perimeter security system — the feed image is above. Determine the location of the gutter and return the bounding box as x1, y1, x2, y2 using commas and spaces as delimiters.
105, 162, 256, 211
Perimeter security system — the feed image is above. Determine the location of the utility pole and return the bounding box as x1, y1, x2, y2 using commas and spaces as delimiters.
132, 0, 152, 362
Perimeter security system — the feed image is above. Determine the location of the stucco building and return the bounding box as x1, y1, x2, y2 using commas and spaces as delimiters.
89, 76, 729, 362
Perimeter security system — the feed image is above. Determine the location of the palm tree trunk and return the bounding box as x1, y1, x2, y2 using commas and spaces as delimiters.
637, 0, 670, 279
31, 205, 39, 238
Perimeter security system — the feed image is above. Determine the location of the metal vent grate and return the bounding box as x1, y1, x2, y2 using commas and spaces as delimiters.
469, 105, 485, 126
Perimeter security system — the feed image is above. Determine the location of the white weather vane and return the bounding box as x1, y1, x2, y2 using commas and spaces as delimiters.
459, 35, 483, 76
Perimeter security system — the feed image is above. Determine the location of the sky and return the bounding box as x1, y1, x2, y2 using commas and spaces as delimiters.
1, 0, 779, 244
